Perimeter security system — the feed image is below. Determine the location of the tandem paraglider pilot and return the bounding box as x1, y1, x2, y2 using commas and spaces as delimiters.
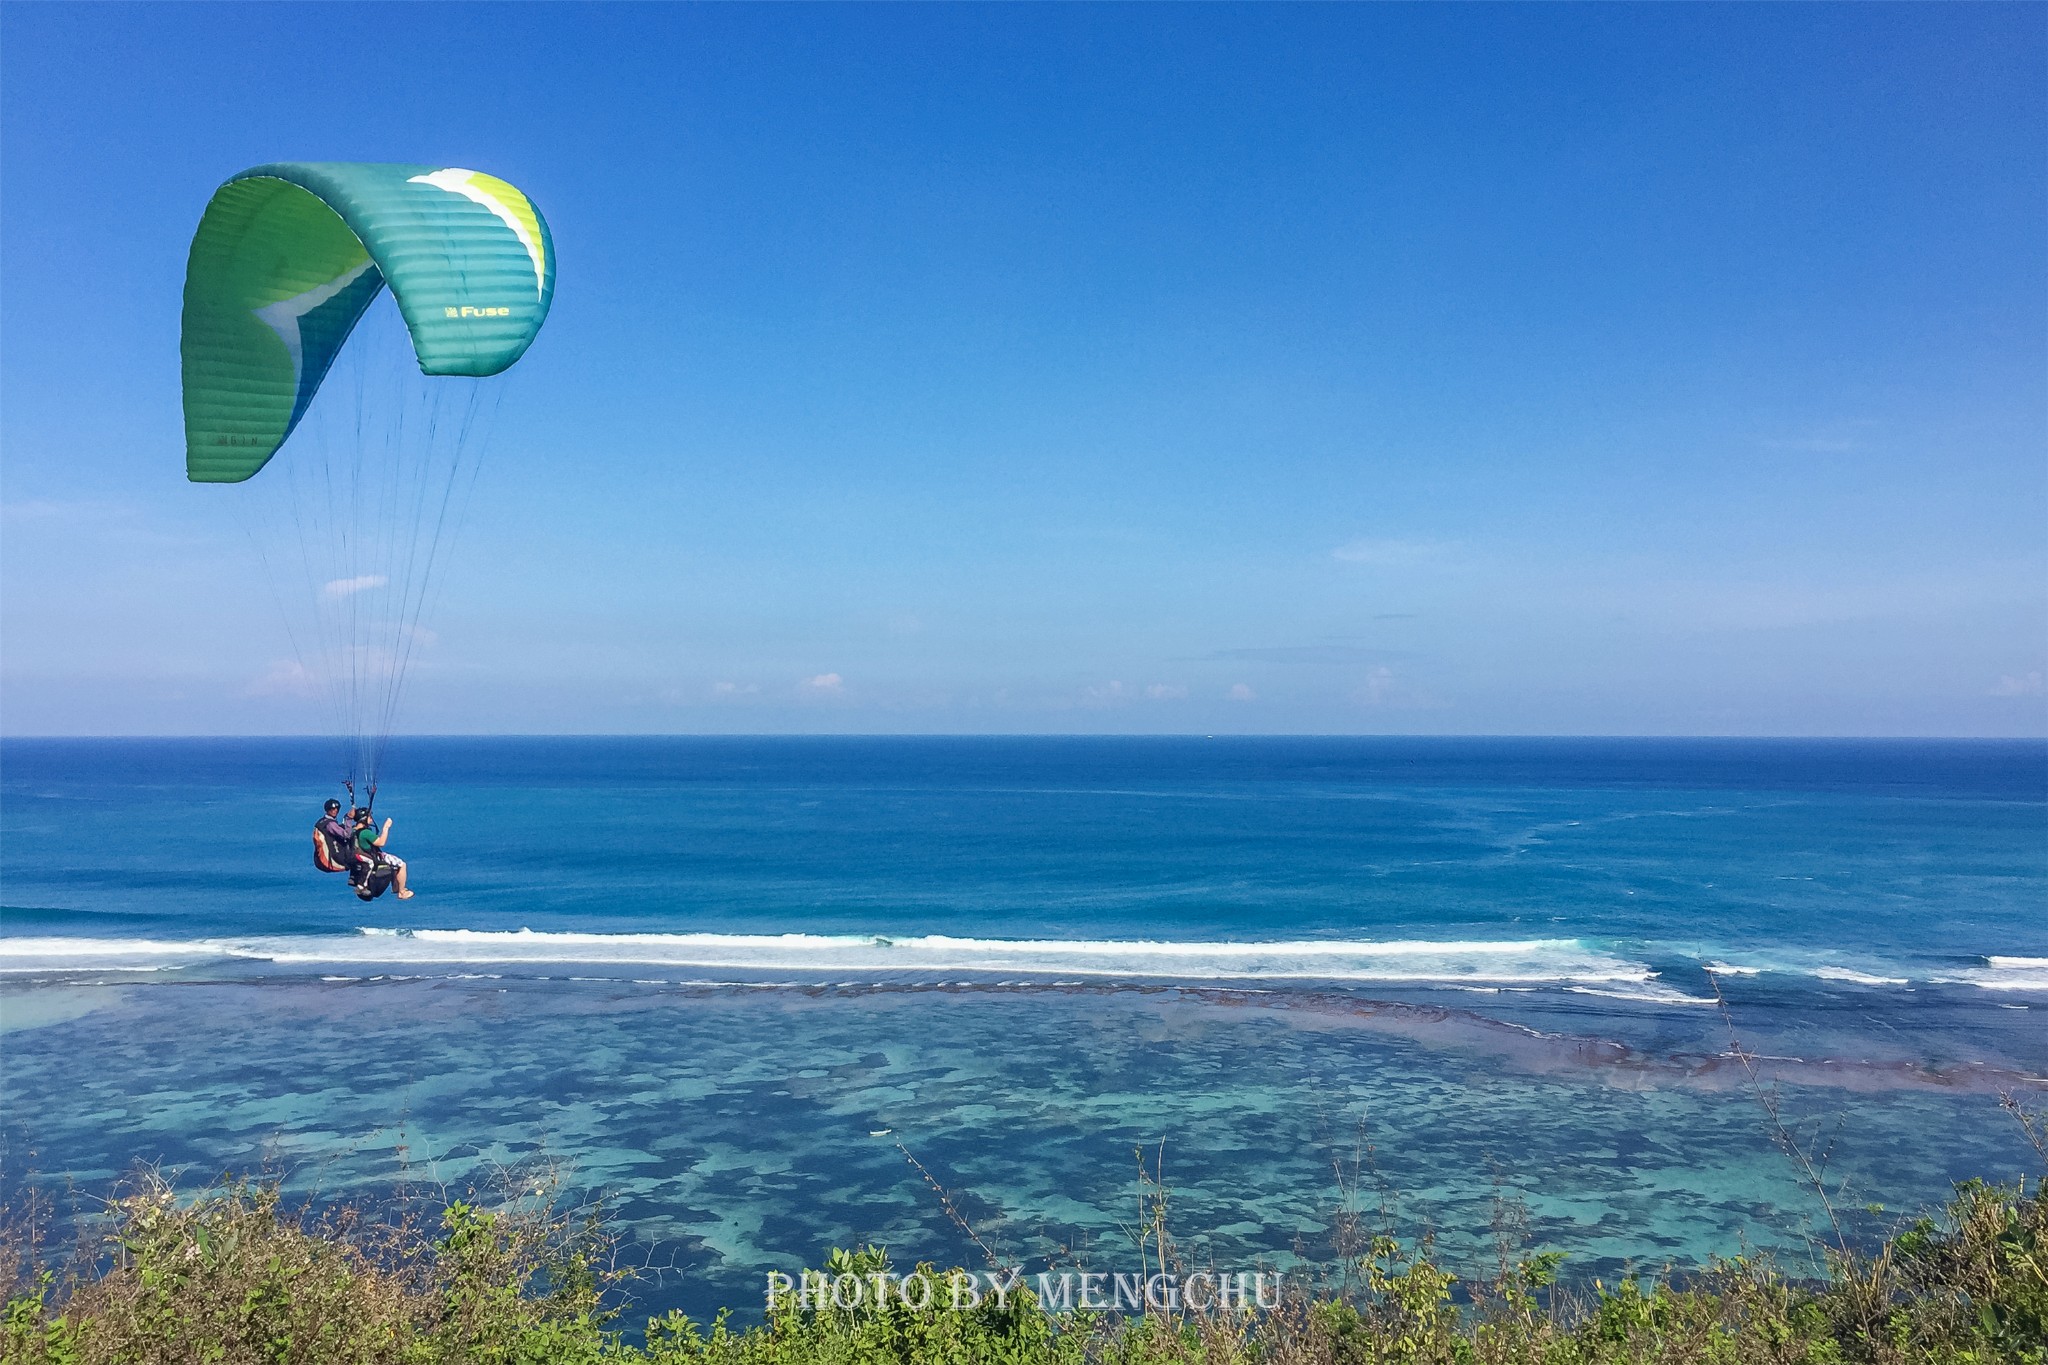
312, 798, 359, 874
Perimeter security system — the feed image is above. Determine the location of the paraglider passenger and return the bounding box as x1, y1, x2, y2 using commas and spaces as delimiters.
351, 809, 413, 900
313, 798, 360, 874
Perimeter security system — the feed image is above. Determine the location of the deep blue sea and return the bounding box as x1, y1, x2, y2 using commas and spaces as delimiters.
3, 737, 2044, 1319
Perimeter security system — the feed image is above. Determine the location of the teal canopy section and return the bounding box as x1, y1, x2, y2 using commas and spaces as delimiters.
182, 161, 555, 482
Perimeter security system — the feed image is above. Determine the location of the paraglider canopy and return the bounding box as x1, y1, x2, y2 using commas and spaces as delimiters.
182, 161, 555, 482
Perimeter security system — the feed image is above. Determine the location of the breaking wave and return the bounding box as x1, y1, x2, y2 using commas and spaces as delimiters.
7, 933, 2036, 1000
1703, 949, 2046, 995
1, 929, 1687, 996
1932, 955, 2048, 993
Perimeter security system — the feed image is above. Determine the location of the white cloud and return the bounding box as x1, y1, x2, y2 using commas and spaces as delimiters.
1764, 436, 1857, 454
246, 659, 318, 698
333, 644, 401, 679
1331, 538, 1452, 566
1763, 420, 1877, 454
1228, 683, 1256, 702
1992, 671, 2045, 697
1353, 665, 1397, 705
1, 499, 79, 521
1589, 568, 2036, 634
711, 681, 760, 696
0, 498, 206, 548
1144, 682, 1188, 700
1207, 644, 1407, 665
321, 574, 388, 600
803, 672, 844, 692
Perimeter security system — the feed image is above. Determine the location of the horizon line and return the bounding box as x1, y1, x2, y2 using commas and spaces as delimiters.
3, 732, 2044, 744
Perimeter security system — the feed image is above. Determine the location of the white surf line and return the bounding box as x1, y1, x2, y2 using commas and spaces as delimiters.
3, 929, 1662, 989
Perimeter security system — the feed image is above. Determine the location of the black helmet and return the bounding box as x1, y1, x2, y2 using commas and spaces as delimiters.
324, 799, 341, 813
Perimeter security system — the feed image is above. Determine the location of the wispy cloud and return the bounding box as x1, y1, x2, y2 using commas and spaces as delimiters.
1204, 644, 1409, 665
802, 672, 844, 692
1, 499, 85, 521
321, 574, 388, 600
0, 497, 152, 523
1144, 682, 1188, 700
1331, 538, 1454, 566
245, 659, 318, 698
1590, 566, 2040, 633
1, 498, 206, 548
1992, 671, 2045, 697
1764, 436, 1857, 454
1228, 683, 1256, 702
1763, 420, 1877, 455
1352, 665, 1398, 706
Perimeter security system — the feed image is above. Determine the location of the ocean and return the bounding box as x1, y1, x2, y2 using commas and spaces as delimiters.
2, 736, 2044, 1319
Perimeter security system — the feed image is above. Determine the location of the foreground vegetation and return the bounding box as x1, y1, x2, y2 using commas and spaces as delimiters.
3, 1160, 2044, 1365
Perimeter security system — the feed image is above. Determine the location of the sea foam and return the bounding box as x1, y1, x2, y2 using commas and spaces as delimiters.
0, 937, 230, 973
2, 928, 1669, 992
1934, 956, 2048, 993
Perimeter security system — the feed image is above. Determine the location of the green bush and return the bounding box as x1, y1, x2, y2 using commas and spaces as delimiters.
4, 1171, 2044, 1364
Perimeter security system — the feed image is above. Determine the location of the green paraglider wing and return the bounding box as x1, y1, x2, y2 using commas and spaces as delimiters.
182, 161, 555, 483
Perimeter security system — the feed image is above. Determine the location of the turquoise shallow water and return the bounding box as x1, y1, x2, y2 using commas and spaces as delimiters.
2, 738, 2044, 1319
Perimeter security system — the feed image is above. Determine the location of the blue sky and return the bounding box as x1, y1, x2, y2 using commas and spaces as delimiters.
2, 2, 2042, 736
